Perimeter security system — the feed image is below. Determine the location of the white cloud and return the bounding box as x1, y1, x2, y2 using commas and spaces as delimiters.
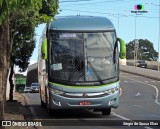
14, 60, 37, 76
29, 60, 37, 66
14, 66, 27, 76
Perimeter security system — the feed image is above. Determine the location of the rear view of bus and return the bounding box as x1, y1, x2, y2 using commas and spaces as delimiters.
38, 16, 126, 116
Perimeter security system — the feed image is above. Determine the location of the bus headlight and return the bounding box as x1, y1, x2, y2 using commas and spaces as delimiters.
104, 87, 119, 95
50, 88, 64, 95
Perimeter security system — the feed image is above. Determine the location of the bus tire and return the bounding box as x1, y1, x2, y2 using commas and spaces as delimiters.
102, 108, 111, 115
41, 99, 46, 108
47, 108, 54, 116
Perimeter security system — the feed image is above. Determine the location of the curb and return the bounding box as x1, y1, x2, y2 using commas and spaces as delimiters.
120, 65, 160, 81
120, 69, 160, 81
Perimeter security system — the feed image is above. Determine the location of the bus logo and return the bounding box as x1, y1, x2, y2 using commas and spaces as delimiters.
83, 93, 88, 98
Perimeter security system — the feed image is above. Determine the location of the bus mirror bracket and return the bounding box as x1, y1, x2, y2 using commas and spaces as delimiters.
41, 38, 48, 60
117, 38, 126, 59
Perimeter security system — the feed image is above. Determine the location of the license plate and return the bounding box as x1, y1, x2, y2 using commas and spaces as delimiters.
80, 101, 91, 105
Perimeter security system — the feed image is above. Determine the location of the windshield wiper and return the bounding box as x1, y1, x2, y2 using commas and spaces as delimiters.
87, 61, 103, 85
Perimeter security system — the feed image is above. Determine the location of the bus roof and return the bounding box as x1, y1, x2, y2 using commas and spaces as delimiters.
48, 16, 115, 31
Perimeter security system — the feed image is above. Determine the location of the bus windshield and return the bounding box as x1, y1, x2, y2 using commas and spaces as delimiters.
49, 32, 118, 84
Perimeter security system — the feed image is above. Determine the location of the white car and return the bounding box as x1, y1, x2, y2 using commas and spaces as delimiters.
24, 87, 31, 93
30, 83, 39, 93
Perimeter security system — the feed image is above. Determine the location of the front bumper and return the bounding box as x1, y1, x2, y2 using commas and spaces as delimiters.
48, 91, 119, 109
30, 89, 39, 92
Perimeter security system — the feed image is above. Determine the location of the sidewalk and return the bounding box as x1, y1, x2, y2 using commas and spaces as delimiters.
120, 65, 160, 80
4, 92, 33, 129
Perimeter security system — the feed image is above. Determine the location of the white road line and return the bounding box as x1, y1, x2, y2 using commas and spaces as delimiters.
135, 92, 142, 97
151, 81, 156, 83
144, 127, 153, 129
152, 115, 160, 118
113, 113, 154, 129
132, 105, 143, 108
112, 112, 131, 120
121, 76, 160, 106
124, 76, 139, 77
124, 81, 128, 83
144, 81, 148, 83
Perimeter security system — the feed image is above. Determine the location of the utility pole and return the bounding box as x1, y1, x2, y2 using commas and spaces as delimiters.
134, 15, 137, 67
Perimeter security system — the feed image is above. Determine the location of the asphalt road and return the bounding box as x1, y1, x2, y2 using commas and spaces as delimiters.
23, 72, 160, 129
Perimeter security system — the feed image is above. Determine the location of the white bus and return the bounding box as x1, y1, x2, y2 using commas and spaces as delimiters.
38, 16, 126, 116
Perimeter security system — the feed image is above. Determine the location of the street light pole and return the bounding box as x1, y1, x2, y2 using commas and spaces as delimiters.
134, 15, 137, 67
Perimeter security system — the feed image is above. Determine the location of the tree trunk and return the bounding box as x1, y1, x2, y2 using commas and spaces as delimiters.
0, 18, 11, 124
0, 23, 6, 122
9, 65, 14, 101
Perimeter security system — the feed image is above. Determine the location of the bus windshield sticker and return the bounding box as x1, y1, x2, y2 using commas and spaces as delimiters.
59, 33, 76, 38
51, 63, 62, 70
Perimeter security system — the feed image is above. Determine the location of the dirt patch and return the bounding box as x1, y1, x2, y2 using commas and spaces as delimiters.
4, 92, 34, 129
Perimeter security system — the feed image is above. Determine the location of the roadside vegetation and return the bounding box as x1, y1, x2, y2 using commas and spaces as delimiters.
126, 39, 158, 61
0, 0, 59, 123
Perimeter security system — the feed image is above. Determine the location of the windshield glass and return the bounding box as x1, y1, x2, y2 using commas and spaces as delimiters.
49, 32, 118, 84
31, 83, 39, 86
138, 60, 145, 63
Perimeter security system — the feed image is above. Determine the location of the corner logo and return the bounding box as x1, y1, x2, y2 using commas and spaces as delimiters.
131, 4, 148, 15
134, 4, 144, 10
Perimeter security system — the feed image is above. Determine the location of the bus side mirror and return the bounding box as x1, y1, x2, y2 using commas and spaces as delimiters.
117, 38, 126, 59
41, 39, 48, 60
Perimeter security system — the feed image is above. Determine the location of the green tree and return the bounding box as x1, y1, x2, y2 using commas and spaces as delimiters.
0, 0, 59, 121
126, 39, 158, 61
9, 0, 59, 101
9, 13, 36, 101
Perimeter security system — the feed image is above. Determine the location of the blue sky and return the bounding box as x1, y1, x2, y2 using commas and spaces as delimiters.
20, 0, 159, 75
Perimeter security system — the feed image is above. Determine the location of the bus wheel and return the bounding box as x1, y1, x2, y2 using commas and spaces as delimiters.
41, 99, 46, 108
102, 108, 111, 115
47, 108, 54, 116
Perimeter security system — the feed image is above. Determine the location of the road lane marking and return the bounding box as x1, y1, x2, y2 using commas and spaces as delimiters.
113, 113, 154, 129
135, 92, 142, 97
144, 127, 153, 129
112, 112, 131, 120
152, 115, 160, 118
132, 105, 143, 108
121, 76, 160, 106
123, 76, 139, 77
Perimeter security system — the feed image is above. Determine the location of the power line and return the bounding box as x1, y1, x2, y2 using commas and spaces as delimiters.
62, 5, 160, 14
62, 9, 124, 16
60, 0, 159, 14
60, 0, 137, 4
62, 9, 160, 18
60, 0, 94, 3
60, 2, 159, 13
